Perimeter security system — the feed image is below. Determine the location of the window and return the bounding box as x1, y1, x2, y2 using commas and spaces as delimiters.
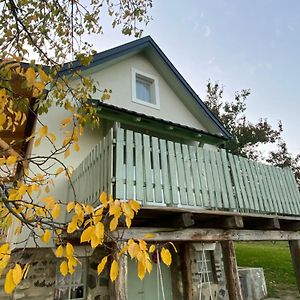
132, 68, 159, 109
193, 250, 216, 283
54, 258, 86, 300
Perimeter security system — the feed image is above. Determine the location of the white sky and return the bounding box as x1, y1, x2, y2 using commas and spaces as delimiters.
85, 0, 300, 155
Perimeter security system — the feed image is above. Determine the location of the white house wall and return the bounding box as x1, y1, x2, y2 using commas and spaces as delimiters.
88, 54, 208, 132
8, 106, 107, 249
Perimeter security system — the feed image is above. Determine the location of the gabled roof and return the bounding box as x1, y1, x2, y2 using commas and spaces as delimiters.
60, 36, 232, 139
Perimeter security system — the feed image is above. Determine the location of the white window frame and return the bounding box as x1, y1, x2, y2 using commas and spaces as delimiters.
54, 258, 87, 300
131, 68, 160, 109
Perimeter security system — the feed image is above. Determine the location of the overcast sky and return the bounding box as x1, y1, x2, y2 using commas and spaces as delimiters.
88, 0, 300, 155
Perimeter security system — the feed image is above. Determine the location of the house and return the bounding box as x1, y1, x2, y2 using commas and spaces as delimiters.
1, 36, 300, 300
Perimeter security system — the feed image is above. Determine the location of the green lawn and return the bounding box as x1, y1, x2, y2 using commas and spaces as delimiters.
235, 242, 298, 297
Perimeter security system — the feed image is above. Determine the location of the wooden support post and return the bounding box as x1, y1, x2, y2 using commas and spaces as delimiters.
289, 240, 300, 293
180, 243, 193, 300
114, 243, 128, 300
221, 240, 243, 300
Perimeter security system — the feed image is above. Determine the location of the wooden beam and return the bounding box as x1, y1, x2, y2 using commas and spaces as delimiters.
280, 220, 300, 231
221, 241, 243, 300
245, 217, 281, 230
289, 240, 300, 293
180, 243, 193, 300
195, 215, 244, 229
115, 228, 300, 241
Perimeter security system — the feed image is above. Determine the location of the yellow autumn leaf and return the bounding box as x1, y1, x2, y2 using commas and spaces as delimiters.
49, 132, 56, 143
67, 219, 77, 233
25, 67, 35, 86
97, 256, 108, 275
95, 222, 104, 239
65, 243, 74, 257
99, 192, 108, 207
110, 260, 118, 282
33, 82, 45, 97
109, 217, 119, 231
61, 117, 72, 128
55, 167, 64, 177
67, 202, 75, 212
0, 114, 6, 127
146, 259, 153, 273
6, 155, 17, 166
34, 137, 42, 147
12, 264, 22, 286
4, 269, 16, 294
74, 143, 80, 152
39, 125, 48, 137
22, 263, 30, 279
41, 229, 51, 243
52, 203, 61, 219
125, 217, 131, 228
161, 248, 172, 267
55, 245, 64, 257
38, 68, 49, 83
137, 261, 146, 280
80, 226, 93, 243
64, 148, 70, 158
149, 244, 156, 253
129, 199, 141, 213
60, 261, 68, 276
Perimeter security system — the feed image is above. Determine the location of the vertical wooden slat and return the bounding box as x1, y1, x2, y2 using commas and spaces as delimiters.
167, 141, 179, 206
175, 143, 188, 206
261, 163, 279, 214
264, 164, 284, 214
143, 134, 153, 203
134, 132, 144, 202
242, 157, 260, 211
189, 146, 202, 207
152, 137, 162, 204
115, 128, 125, 200
227, 153, 245, 211
196, 148, 209, 207
203, 148, 215, 208
182, 145, 195, 206
283, 168, 300, 214
215, 151, 229, 209
220, 149, 235, 210
106, 129, 113, 196
250, 160, 268, 212
272, 165, 291, 215
160, 139, 171, 205
210, 150, 222, 208
238, 157, 254, 211
126, 130, 134, 200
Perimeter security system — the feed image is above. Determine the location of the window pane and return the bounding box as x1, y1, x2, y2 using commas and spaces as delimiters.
70, 286, 84, 299
54, 287, 69, 300
136, 79, 151, 103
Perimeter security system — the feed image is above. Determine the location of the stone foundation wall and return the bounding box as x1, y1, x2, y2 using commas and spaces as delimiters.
0, 248, 110, 300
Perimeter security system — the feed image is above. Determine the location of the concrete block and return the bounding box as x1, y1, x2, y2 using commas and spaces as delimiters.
238, 267, 267, 300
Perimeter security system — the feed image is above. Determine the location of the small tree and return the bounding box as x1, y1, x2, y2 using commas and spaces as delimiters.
204, 81, 300, 186
0, 0, 174, 294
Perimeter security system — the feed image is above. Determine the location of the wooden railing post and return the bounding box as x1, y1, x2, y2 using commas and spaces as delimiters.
221, 240, 243, 300
289, 240, 300, 292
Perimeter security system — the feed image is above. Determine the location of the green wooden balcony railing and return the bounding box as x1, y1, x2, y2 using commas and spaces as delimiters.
68, 128, 300, 216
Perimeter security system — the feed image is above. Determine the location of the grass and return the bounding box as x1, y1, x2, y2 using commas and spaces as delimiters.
235, 242, 298, 297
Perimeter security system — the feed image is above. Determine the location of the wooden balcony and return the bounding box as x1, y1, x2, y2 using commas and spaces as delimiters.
68, 128, 300, 217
